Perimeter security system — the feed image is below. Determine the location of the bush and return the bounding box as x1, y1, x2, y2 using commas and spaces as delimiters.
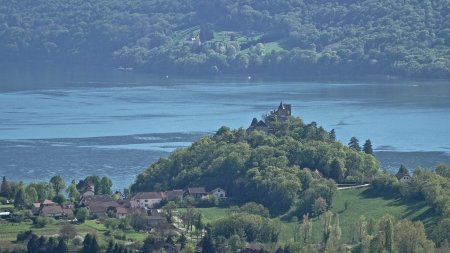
10, 211, 25, 223
72, 235, 83, 246
113, 230, 126, 240
75, 207, 89, 223
35, 215, 49, 228
16, 230, 33, 242
0, 197, 8, 204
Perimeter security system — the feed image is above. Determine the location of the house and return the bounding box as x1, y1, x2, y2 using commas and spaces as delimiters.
32, 199, 57, 215
147, 209, 166, 227
62, 207, 74, 218
87, 201, 120, 218
396, 172, 411, 183
80, 194, 113, 206
210, 188, 226, 199
41, 205, 64, 217
241, 243, 264, 253
165, 189, 184, 201
112, 206, 128, 219
314, 169, 324, 178
42, 199, 55, 206
185, 187, 207, 199
131, 192, 165, 209
80, 195, 120, 218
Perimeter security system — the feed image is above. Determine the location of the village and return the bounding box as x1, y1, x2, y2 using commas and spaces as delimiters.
27, 184, 227, 227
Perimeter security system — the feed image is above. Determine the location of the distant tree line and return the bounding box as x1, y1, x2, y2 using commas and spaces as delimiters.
0, 0, 448, 78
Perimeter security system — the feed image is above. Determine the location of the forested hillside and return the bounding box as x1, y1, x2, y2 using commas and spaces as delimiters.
131, 116, 379, 216
1, 0, 449, 78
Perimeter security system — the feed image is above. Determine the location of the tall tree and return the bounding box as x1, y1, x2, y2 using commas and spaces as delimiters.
14, 186, 26, 209
27, 234, 39, 253
385, 216, 394, 253
201, 226, 215, 253
99, 176, 113, 195
0, 176, 10, 198
300, 214, 312, 245
56, 238, 68, 253
322, 211, 333, 244
325, 214, 341, 253
363, 139, 373, 154
50, 175, 65, 195
397, 164, 408, 175
66, 180, 80, 200
330, 158, 345, 182
348, 137, 361, 151
329, 129, 336, 142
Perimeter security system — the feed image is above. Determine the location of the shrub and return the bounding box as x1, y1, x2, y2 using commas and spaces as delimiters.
0, 197, 7, 204
16, 230, 33, 242
35, 215, 49, 228
10, 211, 25, 223
72, 235, 83, 246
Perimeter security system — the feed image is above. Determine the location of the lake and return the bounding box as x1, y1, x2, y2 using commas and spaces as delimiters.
1, 69, 449, 190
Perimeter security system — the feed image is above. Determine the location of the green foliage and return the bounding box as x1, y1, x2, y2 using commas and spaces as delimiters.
211, 213, 279, 243
26, 233, 68, 253
49, 176, 65, 195
66, 180, 80, 201
227, 202, 270, 218
348, 137, 361, 151
16, 230, 33, 242
76, 207, 89, 223
14, 186, 26, 209
52, 194, 65, 205
363, 139, 373, 155
82, 234, 100, 253
132, 117, 378, 215
0, 0, 448, 78
34, 215, 49, 228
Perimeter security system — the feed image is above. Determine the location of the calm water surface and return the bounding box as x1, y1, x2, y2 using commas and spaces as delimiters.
1, 69, 449, 189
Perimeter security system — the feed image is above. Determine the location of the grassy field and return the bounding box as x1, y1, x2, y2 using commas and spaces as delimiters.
0, 188, 438, 249
0, 218, 149, 250
191, 188, 438, 243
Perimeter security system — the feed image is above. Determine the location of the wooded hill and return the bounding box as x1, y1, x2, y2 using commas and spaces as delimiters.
131, 116, 379, 216
0, 0, 449, 78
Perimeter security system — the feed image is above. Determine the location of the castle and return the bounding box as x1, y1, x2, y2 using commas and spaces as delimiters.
248, 101, 292, 132
273, 101, 291, 120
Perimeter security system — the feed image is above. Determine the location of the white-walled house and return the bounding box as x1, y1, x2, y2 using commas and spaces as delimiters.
210, 188, 226, 199
131, 192, 165, 209
396, 172, 412, 183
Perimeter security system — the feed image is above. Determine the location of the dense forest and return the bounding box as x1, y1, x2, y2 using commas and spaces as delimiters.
0, 0, 449, 78
131, 114, 379, 216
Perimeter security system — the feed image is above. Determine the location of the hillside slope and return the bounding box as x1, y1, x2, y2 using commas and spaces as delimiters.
131, 114, 379, 216
0, 0, 449, 77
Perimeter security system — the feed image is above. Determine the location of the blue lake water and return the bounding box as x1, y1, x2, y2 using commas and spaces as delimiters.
1, 69, 449, 190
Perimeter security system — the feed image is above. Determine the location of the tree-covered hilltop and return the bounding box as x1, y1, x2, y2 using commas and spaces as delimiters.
1, 0, 449, 78
131, 115, 379, 216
